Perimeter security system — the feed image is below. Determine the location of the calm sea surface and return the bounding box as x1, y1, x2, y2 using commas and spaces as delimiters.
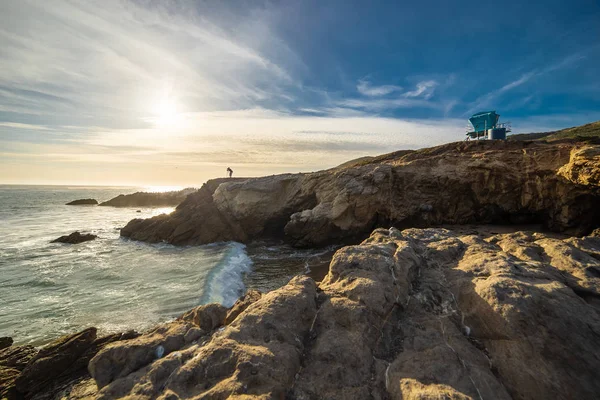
0, 185, 334, 345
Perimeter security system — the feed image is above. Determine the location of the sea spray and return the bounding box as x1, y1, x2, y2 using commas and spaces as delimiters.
200, 242, 253, 307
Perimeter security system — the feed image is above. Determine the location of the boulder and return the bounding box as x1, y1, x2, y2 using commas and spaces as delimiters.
51, 231, 97, 244
0, 337, 12, 350
178, 303, 227, 333
66, 199, 98, 205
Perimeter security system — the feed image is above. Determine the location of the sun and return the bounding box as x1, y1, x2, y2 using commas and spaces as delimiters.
154, 96, 180, 127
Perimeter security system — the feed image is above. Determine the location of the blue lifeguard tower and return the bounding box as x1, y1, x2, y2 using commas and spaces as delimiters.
466, 111, 511, 140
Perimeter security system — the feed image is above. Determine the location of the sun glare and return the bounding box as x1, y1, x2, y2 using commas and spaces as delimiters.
155, 96, 180, 126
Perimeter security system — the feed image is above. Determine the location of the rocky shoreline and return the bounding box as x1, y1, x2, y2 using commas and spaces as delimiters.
3, 135, 600, 399
121, 138, 600, 247
2, 227, 599, 399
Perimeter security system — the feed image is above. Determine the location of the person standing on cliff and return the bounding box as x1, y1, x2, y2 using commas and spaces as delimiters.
226, 167, 233, 178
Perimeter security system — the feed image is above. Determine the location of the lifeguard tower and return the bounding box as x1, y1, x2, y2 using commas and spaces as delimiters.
466, 111, 511, 140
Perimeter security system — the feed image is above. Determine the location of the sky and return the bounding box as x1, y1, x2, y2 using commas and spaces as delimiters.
1, 0, 599, 186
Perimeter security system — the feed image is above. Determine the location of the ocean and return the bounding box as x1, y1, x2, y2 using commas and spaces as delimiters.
0, 185, 334, 346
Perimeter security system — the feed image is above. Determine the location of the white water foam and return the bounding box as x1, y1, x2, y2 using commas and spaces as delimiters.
200, 242, 253, 307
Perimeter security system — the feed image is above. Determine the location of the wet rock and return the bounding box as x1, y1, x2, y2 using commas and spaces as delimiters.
51, 231, 97, 244
0, 337, 12, 350
66, 198, 98, 205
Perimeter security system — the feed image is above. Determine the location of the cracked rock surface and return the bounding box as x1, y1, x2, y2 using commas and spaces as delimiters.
83, 227, 600, 399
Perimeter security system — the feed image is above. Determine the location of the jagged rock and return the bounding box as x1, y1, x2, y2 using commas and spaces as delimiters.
121, 140, 600, 247
0, 344, 37, 400
0, 344, 37, 370
178, 303, 228, 332
99, 188, 196, 207
224, 289, 262, 325
0, 328, 138, 399
0, 337, 12, 350
66, 198, 98, 205
88, 227, 600, 399
557, 145, 600, 186
51, 231, 97, 244
15, 327, 97, 396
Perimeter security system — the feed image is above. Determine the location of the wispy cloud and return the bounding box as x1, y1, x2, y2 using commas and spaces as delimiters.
403, 80, 438, 99
356, 79, 402, 96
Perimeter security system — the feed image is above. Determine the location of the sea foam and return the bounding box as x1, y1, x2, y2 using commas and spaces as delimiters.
200, 242, 253, 307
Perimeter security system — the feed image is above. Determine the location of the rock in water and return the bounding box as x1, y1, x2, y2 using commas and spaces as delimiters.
66, 198, 98, 205
121, 140, 600, 247
99, 188, 196, 207
86, 227, 600, 399
0, 337, 12, 350
51, 231, 97, 244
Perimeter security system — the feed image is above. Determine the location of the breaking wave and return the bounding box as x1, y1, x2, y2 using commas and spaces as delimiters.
200, 242, 253, 307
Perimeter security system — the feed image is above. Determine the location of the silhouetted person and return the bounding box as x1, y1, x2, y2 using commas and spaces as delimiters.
227, 167, 233, 178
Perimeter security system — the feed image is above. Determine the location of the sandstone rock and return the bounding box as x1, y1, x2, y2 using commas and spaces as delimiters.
557, 145, 600, 187
99, 188, 196, 207
51, 231, 97, 244
93, 276, 317, 399
121, 140, 600, 247
89, 227, 600, 399
178, 303, 227, 332
66, 198, 98, 205
121, 179, 250, 244
0, 337, 12, 350
224, 289, 262, 325
88, 322, 198, 389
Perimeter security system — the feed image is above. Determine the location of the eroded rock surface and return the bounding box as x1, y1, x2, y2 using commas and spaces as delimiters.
121, 140, 600, 247
83, 227, 600, 399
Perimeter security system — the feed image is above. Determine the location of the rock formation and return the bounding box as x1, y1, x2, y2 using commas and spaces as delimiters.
122, 139, 600, 247
99, 188, 196, 208
0, 328, 138, 399
48, 227, 594, 399
0, 338, 12, 351
51, 231, 97, 244
66, 199, 98, 205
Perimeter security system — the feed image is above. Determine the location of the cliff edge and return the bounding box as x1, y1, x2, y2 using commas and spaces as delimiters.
121, 139, 600, 247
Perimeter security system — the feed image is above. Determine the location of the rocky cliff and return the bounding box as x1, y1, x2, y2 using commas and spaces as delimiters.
121, 139, 600, 247
10, 227, 596, 399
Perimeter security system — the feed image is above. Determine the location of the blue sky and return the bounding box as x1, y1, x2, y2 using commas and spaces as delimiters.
1, 0, 599, 185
